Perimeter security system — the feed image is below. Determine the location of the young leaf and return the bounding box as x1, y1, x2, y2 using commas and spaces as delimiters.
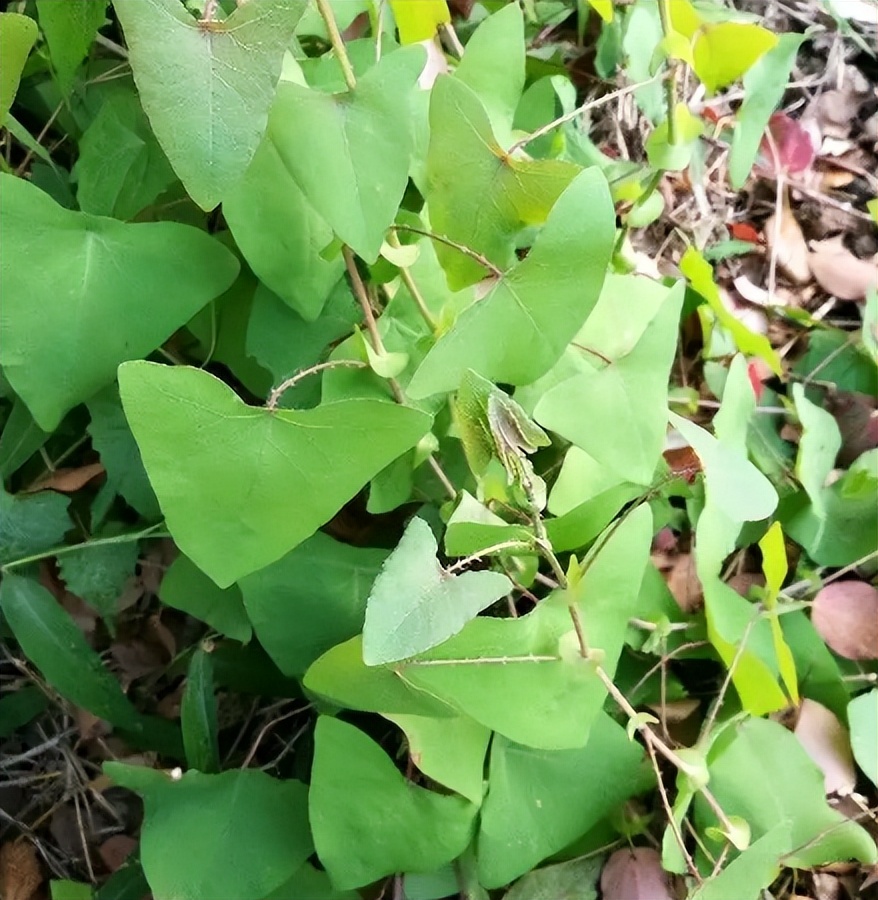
534, 281, 684, 485
181, 648, 220, 773
362, 517, 513, 665
114, 0, 306, 210
264, 47, 425, 262
36, 0, 108, 93
383, 713, 490, 805
240, 533, 388, 676
409, 169, 614, 398
106, 765, 312, 900
117, 361, 431, 587
478, 712, 648, 888
0, 488, 69, 566
160, 554, 252, 643
0, 175, 239, 430
0, 13, 37, 126
309, 716, 477, 889
424, 76, 581, 289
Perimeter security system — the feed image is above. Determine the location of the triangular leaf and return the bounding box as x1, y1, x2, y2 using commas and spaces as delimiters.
118, 361, 431, 586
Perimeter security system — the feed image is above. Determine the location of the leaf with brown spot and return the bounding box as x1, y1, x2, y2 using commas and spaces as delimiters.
811, 581, 878, 661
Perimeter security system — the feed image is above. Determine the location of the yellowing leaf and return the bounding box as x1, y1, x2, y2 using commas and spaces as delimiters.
390, 0, 450, 43
668, 0, 700, 39
759, 522, 799, 704
693, 22, 778, 94
586, 0, 614, 23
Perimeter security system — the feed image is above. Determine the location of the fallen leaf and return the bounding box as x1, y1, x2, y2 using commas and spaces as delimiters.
663, 445, 702, 483
764, 205, 811, 284
794, 699, 857, 796
757, 112, 820, 178
808, 236, 878, 302
807, 89, 864, 141
665, 553, 703, 613
727, 572, 766, 598
24, 462, 106, 493
600, 847, 675, 900
0, 840, 42, 900
811, 581, 878, 661
729, 222, 763, 244
826, 392, 878, 467
99, 835, 137, 873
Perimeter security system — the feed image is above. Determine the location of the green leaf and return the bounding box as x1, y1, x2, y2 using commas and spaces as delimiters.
696, 717, 877, 868
681, 248, 781, 376
58, 540, 140, 630
444, 491, 533, 558
384, 713, 490, 804
114, 0, 306, 209
0, 488, 69, 566
409, 169, 613, 398
848, 689, 878, 788
0, 13, 38, 126
534, 281, 684, 484
453, 3, 525, 139
645, 102, 704, 171
692, 22, 777, 94
50, 882, 93, 900
305, 635, 457, 717
0, 574, 176, 749
478, 712, 648, 888
264, 46, 425, 262
262, 863, 359, 900
424, 76, 581, 289
36, 0, 107, 93
72, 90, 176, 220
758, 522, 798, 704
363, 517, 513, 665
400, 506, 653, 749
729, 33, 807, 189
86, 386, 161, 520
106, 765, 313, 900
0, 399, 50, 479
503, 855, 602, 900
240, 533, 388, 676
0, 685, 50, 739
181, 648, 220, 773
0, 175, 239, 430
223, 116, 343, 319
792, 383, 842, 531
545, 482, 643, 553
309, 716, 477, 889
690, 824, 790, 900
118, 361, 431, 587
160, 554, 252, 642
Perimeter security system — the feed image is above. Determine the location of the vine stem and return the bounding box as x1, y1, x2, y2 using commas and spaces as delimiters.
506, 73, 666, 156
265, 360, 367, 410
315, 0, 357, 92
656, 0, 679, 144
385, 232, 437, 330
445, 540, 534, 575
391, 225, 503, 278
1, 523, 169, 573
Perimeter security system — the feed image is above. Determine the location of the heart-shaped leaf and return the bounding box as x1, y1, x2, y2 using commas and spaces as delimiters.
534, 282, 685, 484
0, 175, 239, 430
309, 716, 477, 889
118, 361, 431, 587
113, 0, 306, 210
266, 46, 425, 262
36, 0, 108, 93
363, 517, 513, 665
409, 168, 614, 398
106, 764, 312, 900
425, 76, 581, 288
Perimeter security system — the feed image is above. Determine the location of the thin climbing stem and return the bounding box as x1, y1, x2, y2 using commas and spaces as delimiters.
507, 74, 667, 155
314, 0, 357, 92
657, 0, 678, 144
386, 231, 437, 330
446, 540, 535, 575
391, 224, 503, 278
266, 360, 368, 409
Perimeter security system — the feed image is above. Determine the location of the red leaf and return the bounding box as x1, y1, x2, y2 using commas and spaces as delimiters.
729, 222, 763, 244
757, 113, 819, 178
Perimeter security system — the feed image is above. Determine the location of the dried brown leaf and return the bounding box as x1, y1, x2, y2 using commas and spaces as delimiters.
811, 580, 878, 661
98, 835, 137, 873
25, 462, 105, 494
808, 235, 878, 301
793, 699, 857, 796
665, 554, 703, 613
600, 848, 674, 900
0, 841, 42, 900
765, 206, 812, 284
827, 392, 878, 467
